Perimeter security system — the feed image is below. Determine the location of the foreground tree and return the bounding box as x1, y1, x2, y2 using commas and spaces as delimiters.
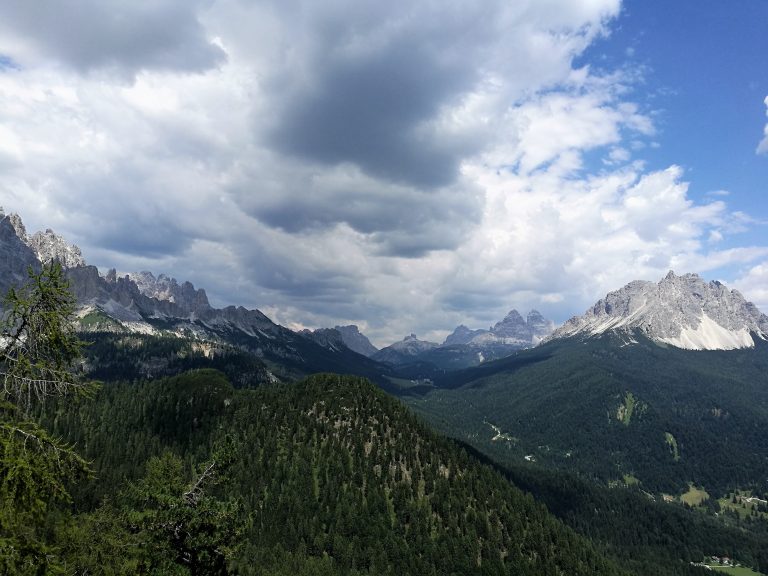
0, 262, 94, 574
122, 443, 242, 575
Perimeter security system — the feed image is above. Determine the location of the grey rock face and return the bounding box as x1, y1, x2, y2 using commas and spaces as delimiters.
334, 325, 379, 357
491, 310, 527, 338
549, 271, 768, 350
128, 271, 210, 316
300, 328, 346, 351
452, 309, 555, 348
0, 214, 41, 297
483, 309, 554, 344
373, 334, 439, 365
5, 211, 28, 242
443, 324, 486, 346
27, 229, 86, 268
0, 210, 85, 269
526, 310, 556, 343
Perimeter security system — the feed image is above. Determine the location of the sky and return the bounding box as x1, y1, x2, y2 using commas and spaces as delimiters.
0, 0, 766, 347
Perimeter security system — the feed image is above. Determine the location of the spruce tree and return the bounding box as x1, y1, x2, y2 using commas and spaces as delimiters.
0, 262, 93, 574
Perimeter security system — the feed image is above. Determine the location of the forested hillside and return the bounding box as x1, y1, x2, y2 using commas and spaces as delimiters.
38, 371, 624, 575
407, 331, 768, 494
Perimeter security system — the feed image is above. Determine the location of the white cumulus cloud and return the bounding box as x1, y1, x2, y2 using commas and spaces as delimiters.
758, 95, 768, 155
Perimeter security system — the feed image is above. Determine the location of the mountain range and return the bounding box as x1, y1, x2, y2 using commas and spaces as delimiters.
368, 310, 556, 372
0, 209, 559, 380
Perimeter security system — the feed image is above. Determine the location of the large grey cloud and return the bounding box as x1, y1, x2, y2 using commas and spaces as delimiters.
230, 158, 483, 257
0, 0, 225, 76
270, 33, 476, 188
252, 0, 614, 189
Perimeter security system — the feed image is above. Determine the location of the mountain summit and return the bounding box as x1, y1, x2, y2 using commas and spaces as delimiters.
550, 271, 768, 350
0, 207, 85, 269
443, 309, 554, 348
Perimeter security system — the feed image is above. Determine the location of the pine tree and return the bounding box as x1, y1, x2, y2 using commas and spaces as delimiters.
0, 262, 94, 574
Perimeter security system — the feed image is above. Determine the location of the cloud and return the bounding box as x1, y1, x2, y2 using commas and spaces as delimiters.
437, 163, 734, 321
247, 0, 619, 188
0, 0, 225, 77
734, 262, 768, 314
0, 0, 766, 347
229, 158, 483, 257
758, 96, 768, 155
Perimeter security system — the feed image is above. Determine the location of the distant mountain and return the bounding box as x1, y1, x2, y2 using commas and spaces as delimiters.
302, 324, 379, 357
443, 309, 554, 348
442, 324, 485, 346
334, 324, 379, 357
376, 310, 555, 373
2, 208, 86, 269
298, 327, 347, 351
549, 271, 768, 350
0, 211, 40, 296
128, 270, 210, 312
27, 228, 86, 269
373, 334, 439, 365
67, 266, 390, 383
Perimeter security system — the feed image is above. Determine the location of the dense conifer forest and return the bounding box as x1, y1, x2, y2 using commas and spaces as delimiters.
33, 371, 622, 575
409, 332, 768, 494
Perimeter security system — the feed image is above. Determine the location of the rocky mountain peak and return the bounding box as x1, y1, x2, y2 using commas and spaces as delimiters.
301, 325, 380, 357
371, 333, 438, 365
27, 228, 86, 268
491, 309, 527, 338
300, 327, 346, 351
128, 271, 210, 314
0, 209, 85, 269
0, 212, 40, 297
549, 271, 768, 350
333, 325, 379, 357
443, 324, 486, 346
3, 210, 28, 242
385, 334, 437, 353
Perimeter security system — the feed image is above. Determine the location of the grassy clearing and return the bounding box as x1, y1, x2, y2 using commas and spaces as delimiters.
680, 484, 709, 506
717, 490, 768, 520
707, 565, 763, 575
623, 474, 640, 486
617, 392, 636, 425
664, 432, 680, 461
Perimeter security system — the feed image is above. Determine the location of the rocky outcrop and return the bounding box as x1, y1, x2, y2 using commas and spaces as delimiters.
128, 271, 211, 316
549, 271, 768, 350
443, 309, 555, 348
443, 325, 486, 346
0, 212, 40, 297
28, 229, 86, 268
300, 328, 347, 351
334, 325, 379, 357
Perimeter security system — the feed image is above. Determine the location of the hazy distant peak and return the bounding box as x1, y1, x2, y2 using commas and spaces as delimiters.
333, 325, 379, 357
